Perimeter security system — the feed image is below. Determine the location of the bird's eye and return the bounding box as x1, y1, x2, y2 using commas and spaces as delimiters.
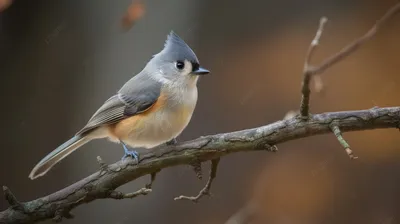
176, 61, 185, 70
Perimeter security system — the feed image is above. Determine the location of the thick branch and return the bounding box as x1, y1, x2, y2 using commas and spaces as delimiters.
0, 107, 399, 223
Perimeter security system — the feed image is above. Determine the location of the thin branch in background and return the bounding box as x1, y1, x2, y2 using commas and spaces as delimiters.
314, 3, 400, 75
300, 17, 328, 118
330, 124, 358, 159
300, 2, 400, 119
174, 158, 220, 202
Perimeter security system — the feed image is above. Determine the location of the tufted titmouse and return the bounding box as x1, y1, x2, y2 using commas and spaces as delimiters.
29, 31, 210, 180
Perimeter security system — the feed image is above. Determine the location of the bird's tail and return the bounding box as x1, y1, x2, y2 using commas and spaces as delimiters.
29, 135, 90, 180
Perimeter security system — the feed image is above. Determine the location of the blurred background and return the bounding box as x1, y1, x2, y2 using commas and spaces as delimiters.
1, 0, 400, 223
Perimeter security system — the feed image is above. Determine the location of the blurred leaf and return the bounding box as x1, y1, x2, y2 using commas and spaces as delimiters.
0, 0, 12, 12
121, 0, 145, 31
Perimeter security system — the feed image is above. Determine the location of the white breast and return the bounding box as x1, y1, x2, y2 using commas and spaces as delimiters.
122, 86, 198, 148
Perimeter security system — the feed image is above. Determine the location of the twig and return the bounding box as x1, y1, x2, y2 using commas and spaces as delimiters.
300, 17, 328, 118
109, 169, 157, 200
190, 160, 203, 180
108, 188, 152, 199
53, 209, 74, 223
2, 186, 22, 210
145, 171, 158, 189
300, 3, 400, 118
174, 158, 220, 202
330, 124, 358, 159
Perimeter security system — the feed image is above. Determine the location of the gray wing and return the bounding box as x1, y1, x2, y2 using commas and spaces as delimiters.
76, 74, 162, 136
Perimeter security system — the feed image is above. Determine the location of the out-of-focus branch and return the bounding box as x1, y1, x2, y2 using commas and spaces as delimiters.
300, 17, 328, 118
299, 3, 400, 118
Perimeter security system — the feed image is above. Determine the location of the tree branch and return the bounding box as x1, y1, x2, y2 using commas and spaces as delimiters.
1, 2, 400, 224
1, 107, 399, 223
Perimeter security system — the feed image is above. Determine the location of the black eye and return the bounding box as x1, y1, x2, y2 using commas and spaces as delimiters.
176, 61, 185, 70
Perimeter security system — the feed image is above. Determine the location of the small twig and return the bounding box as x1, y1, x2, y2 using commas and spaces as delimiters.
145, 171, 158, 189
264, 144, 278, 152
300, 17, 328, 118
2, 186, 23, 210
330, 124, 358, 159
190, 160, 203, 180
53, 209, 74, 223
108, 188, 152, 200
174, 158, 220, 202
305, 17, 328, 68
109, 170, 157, 200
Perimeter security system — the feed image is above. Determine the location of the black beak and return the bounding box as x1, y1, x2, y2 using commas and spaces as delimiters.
191, 66, 210, 75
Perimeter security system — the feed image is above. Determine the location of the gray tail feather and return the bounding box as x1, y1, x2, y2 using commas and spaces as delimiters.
28, 135, 90, 180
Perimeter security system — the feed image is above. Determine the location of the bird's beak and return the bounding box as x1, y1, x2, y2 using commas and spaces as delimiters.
191, 66, 210, 75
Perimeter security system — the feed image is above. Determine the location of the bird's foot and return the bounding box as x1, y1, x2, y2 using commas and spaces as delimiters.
121, 142, 139, 163
166, 138, 178, 146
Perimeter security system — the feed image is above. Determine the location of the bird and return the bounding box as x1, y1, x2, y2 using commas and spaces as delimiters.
28, 31, 210, 180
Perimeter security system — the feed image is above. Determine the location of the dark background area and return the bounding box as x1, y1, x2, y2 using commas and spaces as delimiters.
1, 0, 400, 223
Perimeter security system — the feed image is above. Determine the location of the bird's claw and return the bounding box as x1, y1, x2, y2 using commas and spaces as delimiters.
121, 142, 139, 163
166, 138, 178, 146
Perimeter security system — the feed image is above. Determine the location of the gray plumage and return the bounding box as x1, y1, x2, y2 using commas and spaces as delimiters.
29, 31, 209, 180
155, 31, 199, 64
76, 73, 162, 136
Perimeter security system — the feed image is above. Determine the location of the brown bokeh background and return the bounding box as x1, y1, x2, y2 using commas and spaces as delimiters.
1, 0, 400, 223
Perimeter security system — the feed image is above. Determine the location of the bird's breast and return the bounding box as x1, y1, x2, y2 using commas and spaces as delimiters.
112, 86, 198, 148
